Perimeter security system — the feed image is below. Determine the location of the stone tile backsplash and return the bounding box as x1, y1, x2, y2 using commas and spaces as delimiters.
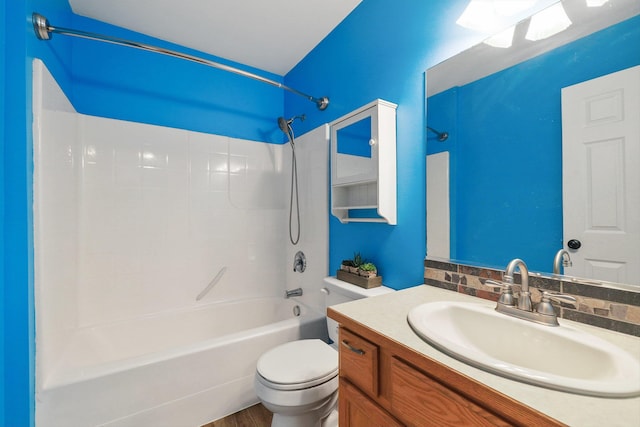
424, 259, 640, 336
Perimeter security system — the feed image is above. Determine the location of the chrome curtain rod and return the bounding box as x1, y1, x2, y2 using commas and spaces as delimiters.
31, 13, 329, 110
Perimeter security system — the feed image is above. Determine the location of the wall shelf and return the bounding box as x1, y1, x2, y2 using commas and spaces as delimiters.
330, 99, 397, 224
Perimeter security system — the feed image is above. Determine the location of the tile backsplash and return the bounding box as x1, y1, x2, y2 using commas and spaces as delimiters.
425, 259, 640, 336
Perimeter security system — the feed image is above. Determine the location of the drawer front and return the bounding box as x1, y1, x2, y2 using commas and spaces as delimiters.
390, 357, 511, 427
339, 327, 379, 396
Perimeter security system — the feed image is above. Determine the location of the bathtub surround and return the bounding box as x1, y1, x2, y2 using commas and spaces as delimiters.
33, 61, 330, 426
425, 259, 640, 336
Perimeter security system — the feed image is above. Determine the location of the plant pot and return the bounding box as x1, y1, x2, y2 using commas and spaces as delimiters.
347, 266, 359, 274
358, 269, 377, 278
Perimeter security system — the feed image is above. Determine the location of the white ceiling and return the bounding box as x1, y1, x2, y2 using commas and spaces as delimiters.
68, 0, 362, 76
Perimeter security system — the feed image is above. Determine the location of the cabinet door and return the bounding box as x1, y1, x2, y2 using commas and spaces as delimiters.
339, 379, 402, 427
390, 357, 511, 427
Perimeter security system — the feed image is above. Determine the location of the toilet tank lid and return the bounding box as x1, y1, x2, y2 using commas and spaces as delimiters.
257, 339, 338, 386
323, 276, 394, 299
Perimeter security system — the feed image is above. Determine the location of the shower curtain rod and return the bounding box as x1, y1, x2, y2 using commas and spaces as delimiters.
31, 13, 330, 110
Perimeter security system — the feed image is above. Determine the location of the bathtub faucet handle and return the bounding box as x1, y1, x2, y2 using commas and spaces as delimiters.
293, 251, 306, 273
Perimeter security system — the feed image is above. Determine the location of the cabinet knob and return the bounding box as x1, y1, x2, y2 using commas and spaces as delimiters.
369, 138, 376, 146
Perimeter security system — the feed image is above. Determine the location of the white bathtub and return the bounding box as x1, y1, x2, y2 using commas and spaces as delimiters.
36, 297, 327, 427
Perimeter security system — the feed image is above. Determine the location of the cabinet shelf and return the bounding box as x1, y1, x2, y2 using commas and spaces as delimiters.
335, 217, 389, 223
333, 204, 379, 210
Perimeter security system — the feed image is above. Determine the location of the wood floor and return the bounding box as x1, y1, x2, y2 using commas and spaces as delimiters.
202, 404, 273, 427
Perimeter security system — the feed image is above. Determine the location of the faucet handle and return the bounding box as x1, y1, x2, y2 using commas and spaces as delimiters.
485, 280, 515, 306
541, 291, 577, 306
536, 291, 577, 315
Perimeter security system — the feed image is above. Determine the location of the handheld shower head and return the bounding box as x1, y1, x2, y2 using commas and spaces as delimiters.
277, 114, 306, 133
278, 116, 289, 133
277, 114, 306, 146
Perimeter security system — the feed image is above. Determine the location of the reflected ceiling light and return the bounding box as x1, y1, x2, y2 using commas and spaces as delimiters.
493, 0, 536, 16
525, 2, 572, 41
586, 0, 610, 6
456, 0, 502, 32
457, 0, 538, 32
483, 25, 516, 48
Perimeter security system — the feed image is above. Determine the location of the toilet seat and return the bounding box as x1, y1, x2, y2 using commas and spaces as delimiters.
256, 339, 338, 391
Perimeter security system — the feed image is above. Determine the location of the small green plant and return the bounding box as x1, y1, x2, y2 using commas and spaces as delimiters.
359, 262, 377, 272
341, 259, 355, 267
352, 252, 363, 267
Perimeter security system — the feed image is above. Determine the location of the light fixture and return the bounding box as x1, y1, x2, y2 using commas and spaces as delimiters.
484, 25, 516, 48
525, 2, 572, 41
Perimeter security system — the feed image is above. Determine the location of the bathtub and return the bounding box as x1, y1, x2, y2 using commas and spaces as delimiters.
36, 297, 327, 427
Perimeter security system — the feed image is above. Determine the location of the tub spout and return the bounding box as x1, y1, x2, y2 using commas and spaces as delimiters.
285, 288, 303, 298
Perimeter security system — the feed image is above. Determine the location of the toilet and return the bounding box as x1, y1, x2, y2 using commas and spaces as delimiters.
255, 277, 393, 427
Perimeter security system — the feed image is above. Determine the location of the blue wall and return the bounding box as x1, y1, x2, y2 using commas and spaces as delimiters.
428, 16, 640, 273
283, 0, 485, 289
68, 16, 285, 143
1, 1, 6, 423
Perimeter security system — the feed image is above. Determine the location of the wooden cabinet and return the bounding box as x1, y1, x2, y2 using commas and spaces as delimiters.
339, 379, 402, 427
389, 357, 510, 427
331, 312, 565, 427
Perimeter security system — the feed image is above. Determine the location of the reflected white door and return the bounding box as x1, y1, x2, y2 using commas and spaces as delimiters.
426, 152, 450, 258
561, 65, 640, 285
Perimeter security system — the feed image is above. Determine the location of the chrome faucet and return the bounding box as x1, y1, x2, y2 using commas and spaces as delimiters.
504, 258, 532, 311
553, 249, 572, 274
285, 288, 303, 298
486, 258, 576, 326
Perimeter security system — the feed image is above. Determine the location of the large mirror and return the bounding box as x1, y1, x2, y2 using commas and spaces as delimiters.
426, 0, 640, 287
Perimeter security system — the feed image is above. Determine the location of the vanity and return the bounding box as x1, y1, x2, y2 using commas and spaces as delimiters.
328, 285, 640, 426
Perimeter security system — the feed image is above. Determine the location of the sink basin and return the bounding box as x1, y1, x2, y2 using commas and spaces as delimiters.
407, 301, 640, 397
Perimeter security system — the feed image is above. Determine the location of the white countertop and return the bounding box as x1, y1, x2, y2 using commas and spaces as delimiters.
329, 285, 640, 427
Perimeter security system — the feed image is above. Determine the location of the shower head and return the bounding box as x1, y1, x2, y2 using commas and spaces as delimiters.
277, 114, 306, 145
278, 117, 293, 133
427, 126, 449, 142
278, 116, 289, 133
277, 114, 306, 134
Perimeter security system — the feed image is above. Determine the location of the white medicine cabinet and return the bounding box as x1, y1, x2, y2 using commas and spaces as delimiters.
330, 99, 397, 224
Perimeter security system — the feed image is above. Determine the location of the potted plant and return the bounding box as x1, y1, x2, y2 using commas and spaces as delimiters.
358, 262, 377, 278
352, 252, 363, 273
340, 259, 356, 273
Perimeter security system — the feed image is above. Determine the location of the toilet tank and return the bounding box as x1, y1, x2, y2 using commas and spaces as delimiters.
323, 277, 394, 346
